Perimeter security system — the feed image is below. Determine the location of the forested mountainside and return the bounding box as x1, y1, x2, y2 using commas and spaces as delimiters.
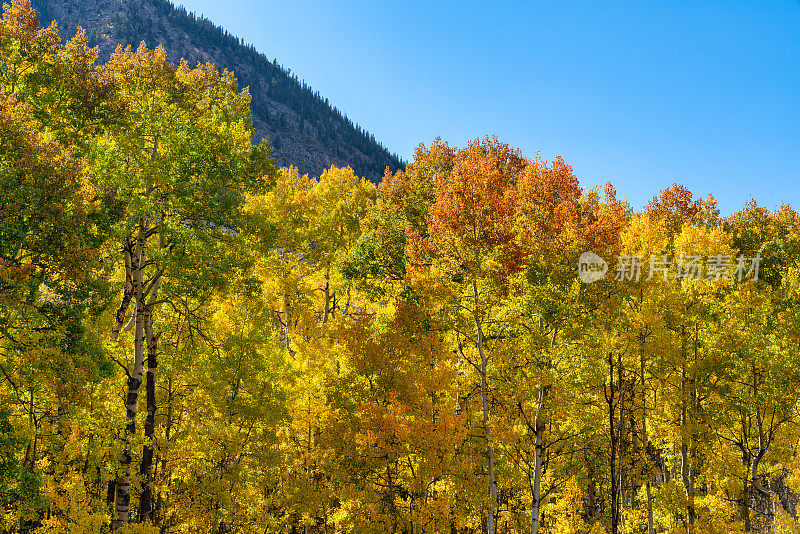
31, 0, 404, 180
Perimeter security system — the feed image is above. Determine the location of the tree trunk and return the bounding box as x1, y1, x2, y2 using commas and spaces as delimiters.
138, 272, 162, 524
741, 478, 751, 532
322, 273, 332, 324
640, 343, 653, 534
606, 351, 622, 534
387, 464, 399, 533
474, 289, 498, 534
587, 464, 598, 523
530, 325, 556, 534
530, 384, 547, 534
111, 234, 135, 342
115, 224, 147, 528
680, 366, 691, 533
680, 325, 695, 533
750, 364, 773, 524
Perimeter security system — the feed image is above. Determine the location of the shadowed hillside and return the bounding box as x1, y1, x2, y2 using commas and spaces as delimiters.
32, 0, 404, 180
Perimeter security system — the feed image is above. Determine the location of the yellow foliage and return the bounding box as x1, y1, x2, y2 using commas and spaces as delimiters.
694, 493, 744, 534
34, 473, 108, 534
543, 478, 589, 534
621, 214, 669, 256
673, 224, 733, 260
114, 524, 160, 534
652, 479, 687, 531
774, 502, 800, 534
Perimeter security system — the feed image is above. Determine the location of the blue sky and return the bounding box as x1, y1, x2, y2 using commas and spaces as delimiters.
171, 0, 799, 215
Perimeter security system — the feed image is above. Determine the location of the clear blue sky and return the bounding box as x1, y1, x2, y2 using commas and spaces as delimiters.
171, 0, 799, 215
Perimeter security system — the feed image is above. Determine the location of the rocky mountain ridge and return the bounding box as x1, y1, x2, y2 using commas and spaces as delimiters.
31, 0, 404, 180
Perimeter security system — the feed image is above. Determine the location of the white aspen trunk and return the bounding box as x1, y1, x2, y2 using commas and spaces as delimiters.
642, 360, 653, 534
139, 271, 162, 523
474, 280, 497, 534
587, 466, 597, 523
686, 324, 699, 531
111, 234, 135, 341
680, 324, 694, 533
750, 364, 772, 528
530, 385, 545, 534
531, 327, 556, 534
115, 224, 147, 528
322, 275, 332, 324
680, 367, 690, 534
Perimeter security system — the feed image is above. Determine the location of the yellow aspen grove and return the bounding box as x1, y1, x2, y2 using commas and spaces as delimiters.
1, 3, 798, 531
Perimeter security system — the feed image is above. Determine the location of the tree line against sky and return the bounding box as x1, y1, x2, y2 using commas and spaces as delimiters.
2, 1, 800, 533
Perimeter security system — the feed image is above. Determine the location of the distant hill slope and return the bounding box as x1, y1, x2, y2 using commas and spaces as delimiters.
31, 0, 404, 180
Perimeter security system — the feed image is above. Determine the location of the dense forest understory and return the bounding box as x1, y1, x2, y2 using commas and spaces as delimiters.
1, 2, 800, 533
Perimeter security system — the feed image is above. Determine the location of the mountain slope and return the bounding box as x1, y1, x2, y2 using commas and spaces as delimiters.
31, 0, 404, 180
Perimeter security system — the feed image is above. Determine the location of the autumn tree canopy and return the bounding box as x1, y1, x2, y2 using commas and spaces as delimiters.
1, 2, 799, 534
